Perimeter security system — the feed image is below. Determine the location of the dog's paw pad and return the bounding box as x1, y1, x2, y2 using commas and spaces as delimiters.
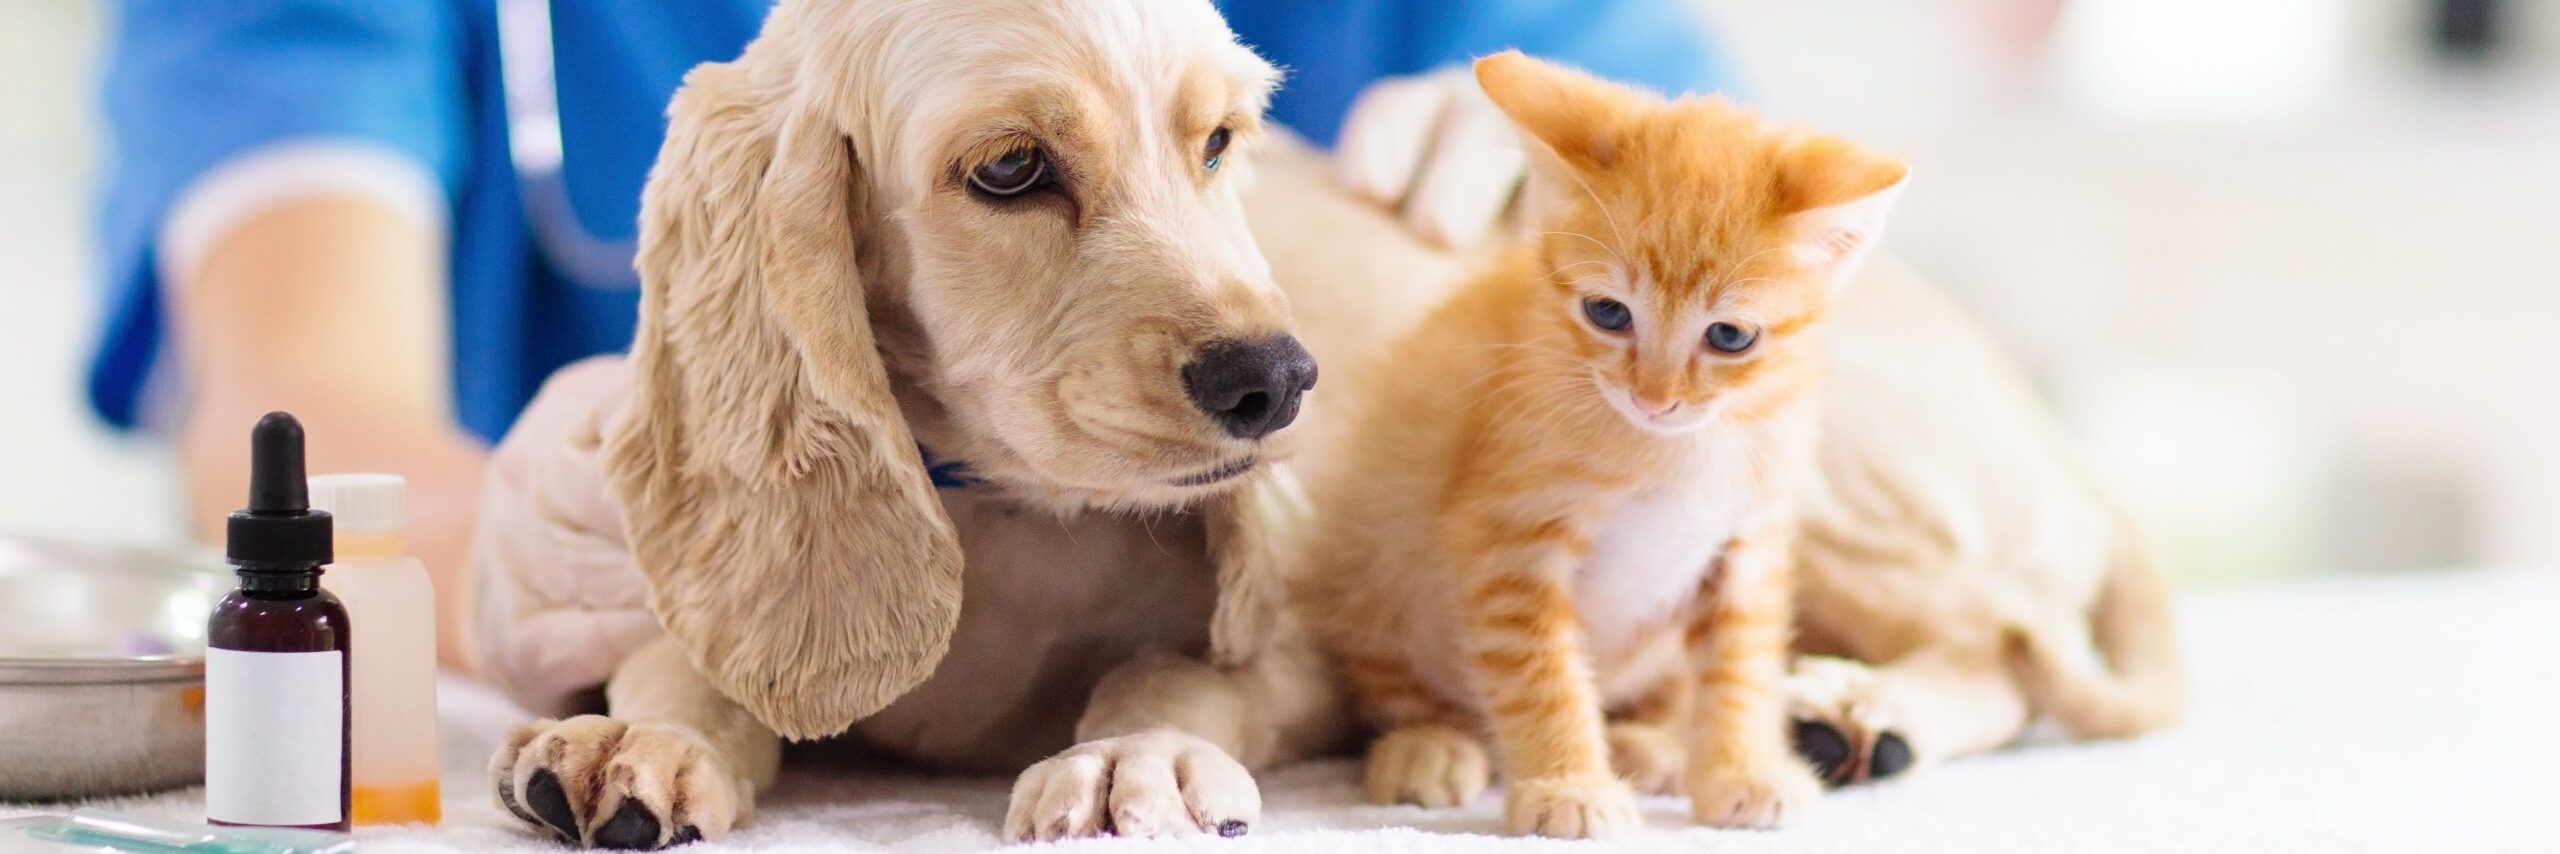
1785, 657, 1925, 787
592, 800, 664, 850
1869, 731, 1914, 779
1790, 719, 1855, 786
490, 716, 744, 849
524, 768, 580, 839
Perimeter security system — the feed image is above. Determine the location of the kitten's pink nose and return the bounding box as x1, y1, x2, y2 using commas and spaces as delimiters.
1634, 396, 1683, 417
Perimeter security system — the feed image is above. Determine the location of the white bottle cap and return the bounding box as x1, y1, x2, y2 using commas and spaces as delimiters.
307, 473, 408, 534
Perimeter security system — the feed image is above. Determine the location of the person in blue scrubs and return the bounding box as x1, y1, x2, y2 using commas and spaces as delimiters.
93, 0, 1732, 666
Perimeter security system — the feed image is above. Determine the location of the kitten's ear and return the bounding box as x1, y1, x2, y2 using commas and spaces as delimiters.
1474, 50, 1648, 170
1779, 136, 1910, 286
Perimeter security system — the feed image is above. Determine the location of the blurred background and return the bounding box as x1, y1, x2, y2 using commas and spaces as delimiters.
1700, 0, 2560, 581
2, 0, 2554, 581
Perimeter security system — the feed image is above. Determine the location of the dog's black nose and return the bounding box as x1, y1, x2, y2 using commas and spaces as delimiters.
1183, 336, 1317, 440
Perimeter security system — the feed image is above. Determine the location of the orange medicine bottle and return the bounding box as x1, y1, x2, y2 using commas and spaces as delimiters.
311, 473, 442, 825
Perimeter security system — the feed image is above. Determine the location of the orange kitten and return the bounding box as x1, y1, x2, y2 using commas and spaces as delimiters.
1298, 52, 1909, 837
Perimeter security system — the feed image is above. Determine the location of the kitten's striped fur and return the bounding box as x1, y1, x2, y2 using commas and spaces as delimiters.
1298, 52, 1909, 837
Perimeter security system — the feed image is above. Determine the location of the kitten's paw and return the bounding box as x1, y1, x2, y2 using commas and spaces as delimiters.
1363, 724, 1491, 808
1605, 722, 1687, 795
1503, 773, 1641, 839
492, 716, 745, 849
1686, 758, 1823, 829
1785, 655, 1917, 786
1004, 729, 1259, 842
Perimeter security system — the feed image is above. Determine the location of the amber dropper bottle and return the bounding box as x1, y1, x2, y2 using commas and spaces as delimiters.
204, 412, 352, 831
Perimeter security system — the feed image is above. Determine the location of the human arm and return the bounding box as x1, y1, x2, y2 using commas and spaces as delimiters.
173, 193, 487, 671
1309, 0, 1740, 247
94, 0, 482, 668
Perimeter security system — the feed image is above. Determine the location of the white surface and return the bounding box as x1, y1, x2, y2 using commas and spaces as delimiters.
14, 569, 2551, 852
1699, 0, 2560, 577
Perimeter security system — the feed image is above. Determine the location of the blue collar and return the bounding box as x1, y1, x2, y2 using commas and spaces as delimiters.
919, 445, 980, 489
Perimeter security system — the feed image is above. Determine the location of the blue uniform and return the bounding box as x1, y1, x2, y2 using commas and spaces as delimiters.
93, 0, 1731, 443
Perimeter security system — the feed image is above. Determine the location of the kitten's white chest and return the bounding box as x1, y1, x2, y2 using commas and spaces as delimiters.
1573, 459, 1754, 657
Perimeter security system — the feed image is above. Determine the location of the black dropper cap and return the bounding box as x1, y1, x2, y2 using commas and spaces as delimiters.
226, 412, 332, 571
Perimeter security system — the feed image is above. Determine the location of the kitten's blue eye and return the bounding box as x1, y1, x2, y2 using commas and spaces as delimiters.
1204, 127, 1231, 171
1582, 297, 1632, 331
1706, 322, 1759, 354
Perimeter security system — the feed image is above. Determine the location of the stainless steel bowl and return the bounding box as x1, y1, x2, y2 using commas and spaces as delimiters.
0, 537, 224, 801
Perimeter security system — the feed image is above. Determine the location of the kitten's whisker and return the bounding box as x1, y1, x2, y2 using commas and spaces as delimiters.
1534, 231, 1628, 279
1477, 375, 1570, 421
1459, 365, 1586, 412
1483, 374, 1605, 427
1556, 168, 1634, 269
1540, 259, 1614, 283
1559, 271, 1615, 290
1458, 332, 1572, 354
1728, 246, 1786, 271
1538, 230, 1614, 256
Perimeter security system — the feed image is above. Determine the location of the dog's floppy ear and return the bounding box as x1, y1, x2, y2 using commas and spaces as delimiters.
608, 49, 963, 741
1203, 464, 1312, 667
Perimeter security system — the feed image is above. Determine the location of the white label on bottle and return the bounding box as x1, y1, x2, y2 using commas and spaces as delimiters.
205, 647, 345, 826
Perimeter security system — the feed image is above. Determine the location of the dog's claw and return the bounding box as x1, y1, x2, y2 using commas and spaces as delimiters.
1006, 730, 1261, 842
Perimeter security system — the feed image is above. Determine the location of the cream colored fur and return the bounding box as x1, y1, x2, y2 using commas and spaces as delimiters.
480, 0, 1387, 847
476, 0, 2176, 846
1785, 256, 2185, 782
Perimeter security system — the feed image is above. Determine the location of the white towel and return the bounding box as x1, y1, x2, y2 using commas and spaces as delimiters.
9, 570, 2551, 853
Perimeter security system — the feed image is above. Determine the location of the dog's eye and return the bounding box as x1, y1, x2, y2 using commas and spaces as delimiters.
1203, 127, 1230, 171
970, 146, 1047, 197
1581, 297, 1632, 332
1705, 322, 1759, 354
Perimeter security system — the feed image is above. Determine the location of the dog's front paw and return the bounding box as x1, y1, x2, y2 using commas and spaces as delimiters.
1686, 757, 1822, 830
1363, 724, 1491, 807
492, 716, 746, 849
1503, 772, 1640, 839
1786, 655, 1916, 786
1004, 729, 1260, 842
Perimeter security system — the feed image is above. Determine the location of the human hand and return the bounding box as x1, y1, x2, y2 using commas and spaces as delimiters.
470, 356, 661, 714
1332, 68, 1528, 250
